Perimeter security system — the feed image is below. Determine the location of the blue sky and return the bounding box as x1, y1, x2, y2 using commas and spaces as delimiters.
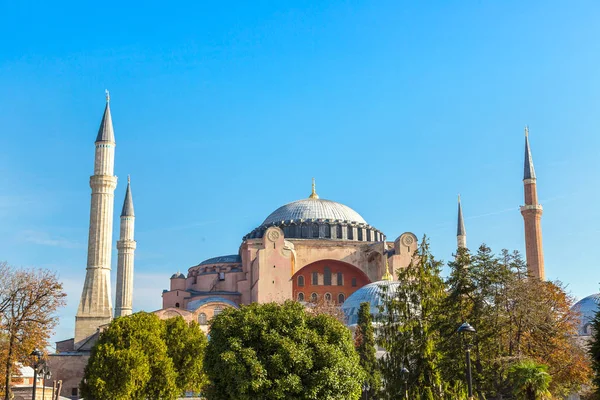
1, 1, 599, 343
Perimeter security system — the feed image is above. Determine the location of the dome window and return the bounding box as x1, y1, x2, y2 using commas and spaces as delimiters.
336, 225, 343, 239
347, 226, 354, 240
198, 313, 207, 325
301, 224, 309, 238
312, 223, 320, 238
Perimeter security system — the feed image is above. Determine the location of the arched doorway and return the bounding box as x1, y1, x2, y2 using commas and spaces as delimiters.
292, 259, 371, 304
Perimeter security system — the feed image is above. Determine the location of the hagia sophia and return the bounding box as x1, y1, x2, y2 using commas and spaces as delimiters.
45, 94, 596, 399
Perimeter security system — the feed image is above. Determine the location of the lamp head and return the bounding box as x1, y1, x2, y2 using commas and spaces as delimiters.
30, 349, 43, 359
457, 322, 476, 334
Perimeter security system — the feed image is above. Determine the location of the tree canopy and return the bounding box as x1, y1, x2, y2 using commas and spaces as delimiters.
81, 312, 207, 400
204, 300, 364, 400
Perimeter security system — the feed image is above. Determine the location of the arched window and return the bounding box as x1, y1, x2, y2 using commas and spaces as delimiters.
213, 307, 222, 317
357, 228, 363, 241
298, 275, 305, 287
337, 225, 343, 239
338, 293, 345, 304
311, 292, 318, 303
312, 272, 318, 285
337, 272, 343, 286
198, 313, 207, 325
298, 292, 305, 302
324, 293, 332, 302
351, 277, 357, 287
324, 267, 332, 286
312, 224, 320, 238
347, 226, 354, 240
301, 224, 309, 238
324, 224, 331, 238
175, 302, 180, 308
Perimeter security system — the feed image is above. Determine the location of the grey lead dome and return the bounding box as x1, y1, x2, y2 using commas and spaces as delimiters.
262, 198, 367, 225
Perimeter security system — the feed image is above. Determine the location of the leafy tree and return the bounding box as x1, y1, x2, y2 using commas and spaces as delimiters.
378, 236, 447, 399
355, 302, 381, 398
0, 264, 66, 400
163, 316, 208, 394
589, 300, 600, 399
204, 300, 364, 400
508, 359, 551, 400
81, 312, 179, 400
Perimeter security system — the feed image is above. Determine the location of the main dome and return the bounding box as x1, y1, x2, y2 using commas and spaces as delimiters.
262, 198, 367, 225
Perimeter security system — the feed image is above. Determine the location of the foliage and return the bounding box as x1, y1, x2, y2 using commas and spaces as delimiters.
589, 296, 600, 399
0, 263, 66, 400
204, 300, 364, 400
355, 302, 381, 398
378, 236, 448, 399
508, 359, 551, 400
306, 296, 347, 325
81, 312, 207, 400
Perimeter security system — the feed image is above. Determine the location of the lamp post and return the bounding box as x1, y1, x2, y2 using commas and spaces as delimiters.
30, 349, 43, 400
457, 322, 476, 399
400, 367, 409, 399
43, 367, 51, 399
361, 382, 370, 400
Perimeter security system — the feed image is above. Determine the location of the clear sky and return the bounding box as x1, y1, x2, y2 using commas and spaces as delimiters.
1, 0, 599, 343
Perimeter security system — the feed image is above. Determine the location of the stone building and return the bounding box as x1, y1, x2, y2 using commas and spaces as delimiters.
45, 94, 546, 398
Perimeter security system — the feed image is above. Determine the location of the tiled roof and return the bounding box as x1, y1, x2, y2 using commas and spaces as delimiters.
263, 198, 367, 225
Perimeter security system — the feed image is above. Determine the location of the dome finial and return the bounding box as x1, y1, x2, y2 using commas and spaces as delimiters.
381, 242, 393, 280
309, 177, 319, 199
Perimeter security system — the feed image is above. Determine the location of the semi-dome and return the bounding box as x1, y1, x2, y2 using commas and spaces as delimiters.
572, 293, 600, 336
263, 198, 367, 225
342, 280, 401, 325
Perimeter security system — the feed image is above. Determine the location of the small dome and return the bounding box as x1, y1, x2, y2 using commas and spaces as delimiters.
170, 272, 185, 279
572, 293, 600, 336
263, 198, 367, 225
341, 280, 401, 325
199, 255, 241, 266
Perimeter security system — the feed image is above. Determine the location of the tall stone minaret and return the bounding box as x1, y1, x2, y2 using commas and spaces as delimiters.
457, 195, 467, 249
115, 176, 136, 318
75, 91, 118, 345
520, 126, 545, 280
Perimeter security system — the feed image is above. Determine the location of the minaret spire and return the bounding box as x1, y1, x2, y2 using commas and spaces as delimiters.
457, 194, 467, 249
520, 126, 545, 279
115, 176, 136, 318
75, 92, 118, 346
308, 177, 319, 199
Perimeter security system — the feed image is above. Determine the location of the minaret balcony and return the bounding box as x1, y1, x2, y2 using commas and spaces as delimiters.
520, 204, 543, 212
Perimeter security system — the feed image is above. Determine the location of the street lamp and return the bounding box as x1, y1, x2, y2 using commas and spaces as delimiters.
457, 322, 476, 399
400, 367, 409, 399
43, 367, 52, 399
30, 349, 43, 400
361, 382, 370, 400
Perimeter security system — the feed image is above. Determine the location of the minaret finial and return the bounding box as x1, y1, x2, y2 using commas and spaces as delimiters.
309, 177, 319, 199
127, 174, 130, 185
105, 89, 110, 103
525, 125, 529, 137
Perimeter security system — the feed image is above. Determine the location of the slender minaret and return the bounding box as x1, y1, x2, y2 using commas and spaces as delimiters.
520, 126, 545, 279
75, 91, 118, 345
115, 176, 136, 318
457, 195, 467, 249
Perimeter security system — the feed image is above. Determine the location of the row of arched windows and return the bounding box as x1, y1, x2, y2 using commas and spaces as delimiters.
297, 292, 345, 304
277, 223, 381, 241
297, 270, 353, 286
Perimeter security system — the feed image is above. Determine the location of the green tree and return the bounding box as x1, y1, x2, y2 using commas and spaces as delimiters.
378, 236, 447, 399
204, 300, 364, 400
355, 302, 381, 398
163, 316, 208, 395
589, 301, 600, 399
508, 359, 552, 400
81, 312, 179, 400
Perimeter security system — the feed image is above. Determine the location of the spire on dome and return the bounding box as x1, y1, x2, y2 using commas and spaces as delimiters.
381, 241, 393, 281
121, 175, 134, 217
96, 90, 115, 142
308, 177, 319, 199
524, 126, 536, 180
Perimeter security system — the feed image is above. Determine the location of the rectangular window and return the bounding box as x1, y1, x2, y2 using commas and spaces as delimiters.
312, 272, 318, 285
72, 388, 78, 396
352, 277, 357, 287
337, 272, 343, 286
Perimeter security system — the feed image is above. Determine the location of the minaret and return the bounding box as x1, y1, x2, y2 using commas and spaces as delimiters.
115, 176, 136, 318
520, 126, 545, 279
75, 91, 118, 345
457, 195, 467, 249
